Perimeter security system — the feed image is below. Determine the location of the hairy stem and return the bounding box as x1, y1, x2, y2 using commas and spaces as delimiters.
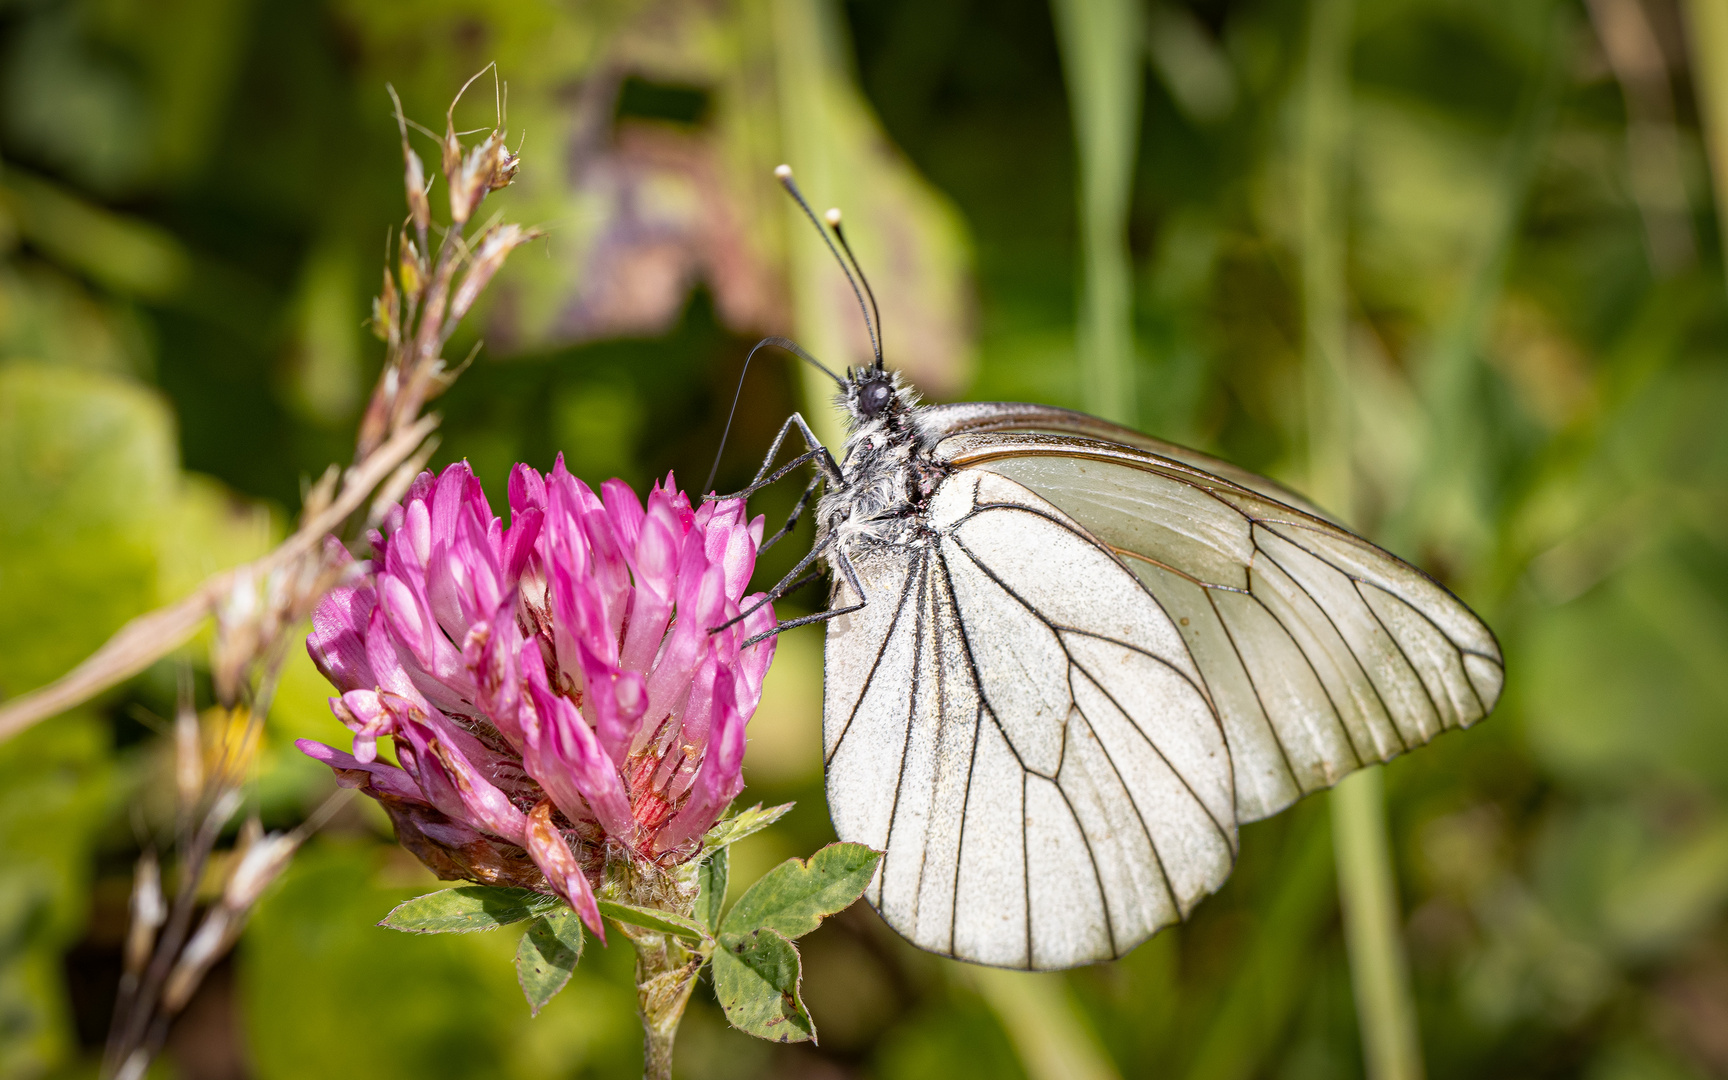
634, 935, 701, 1080
618, 861, 704, 1080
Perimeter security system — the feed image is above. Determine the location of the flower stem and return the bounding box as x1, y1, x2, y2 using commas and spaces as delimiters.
634, 937, 700, 1080
619, 863, 705, 1080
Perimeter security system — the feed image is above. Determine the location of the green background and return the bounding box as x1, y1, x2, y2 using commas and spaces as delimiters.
4, 0, 1728, 1077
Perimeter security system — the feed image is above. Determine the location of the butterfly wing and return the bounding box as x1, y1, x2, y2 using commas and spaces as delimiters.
930, 425, 1504, 823
917, 401, 1337, 520
824, 469, 1237, 969
823, 407, 1502, 969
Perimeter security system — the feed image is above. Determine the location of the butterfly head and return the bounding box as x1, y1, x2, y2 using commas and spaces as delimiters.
854, 368, 894, 418
839, 365, 917, 432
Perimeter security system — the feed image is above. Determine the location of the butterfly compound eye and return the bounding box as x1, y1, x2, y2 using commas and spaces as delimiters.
859, 380, 893, 417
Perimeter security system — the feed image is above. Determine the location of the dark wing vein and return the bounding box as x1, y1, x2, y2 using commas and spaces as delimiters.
1351, 579, 1449, 731
945, 531, 1236, 852
1240, 586, 1370, 769
1353, 579, 1491, 721
933, 547, 1033, 966
1254, 538, 1412, 756
1204, 587, 1303, 787
827, 548, 925, 766
950, 699, 984, 955
1067, 664, 1185, 917
1051, 776, 1119, 957
971, 455, 1498, 665
1022, 770, 1032, 967
877, 556, 930, 913
954, 502, 1227, 739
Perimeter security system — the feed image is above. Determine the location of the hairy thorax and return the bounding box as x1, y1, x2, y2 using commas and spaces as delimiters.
817, 405, 950, 555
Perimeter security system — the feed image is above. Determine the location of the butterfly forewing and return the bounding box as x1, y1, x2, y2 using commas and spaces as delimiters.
933, 429, 1504, 825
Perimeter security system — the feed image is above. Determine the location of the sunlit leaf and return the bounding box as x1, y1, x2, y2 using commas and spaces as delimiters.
696, 845, 728, 932
702, 802, 794, 852
380, 885, 562, 933
515, 909, 584, 1016
720, 842, 881, 941
594, 899, 709, 944
712, 927, 813, 1044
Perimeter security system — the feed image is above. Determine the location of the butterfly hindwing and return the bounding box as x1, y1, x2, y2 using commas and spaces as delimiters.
824, 469, 1237, 969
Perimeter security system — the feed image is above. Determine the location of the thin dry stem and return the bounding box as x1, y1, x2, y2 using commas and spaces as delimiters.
89, 74, 536, 1080
0, 415, 435, 741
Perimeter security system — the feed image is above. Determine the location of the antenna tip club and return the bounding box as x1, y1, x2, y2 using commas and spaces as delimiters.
824, 207, 842, 226
774, 164, 793, 180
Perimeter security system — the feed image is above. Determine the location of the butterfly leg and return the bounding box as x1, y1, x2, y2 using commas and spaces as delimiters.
740, 546, 869, 648
708, 412, 844, 502
760, 473, 824, 553
713, 529, 839, 635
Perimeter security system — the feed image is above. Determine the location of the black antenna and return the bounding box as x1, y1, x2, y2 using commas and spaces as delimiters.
824, 208, 883, 371
775, 165, 881, 370
704, 336, 844, 494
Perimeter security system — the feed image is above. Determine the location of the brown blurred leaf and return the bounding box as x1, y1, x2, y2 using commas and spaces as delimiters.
333, 0, 976, 397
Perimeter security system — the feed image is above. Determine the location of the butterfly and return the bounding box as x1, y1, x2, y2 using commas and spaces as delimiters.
714, 167, 1503, 971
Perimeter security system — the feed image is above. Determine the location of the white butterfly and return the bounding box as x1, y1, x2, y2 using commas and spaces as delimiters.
720, 170, 1503, 971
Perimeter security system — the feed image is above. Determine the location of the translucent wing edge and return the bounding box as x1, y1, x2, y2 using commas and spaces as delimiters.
921, 403, 1336, 520
940, 435, 1504, 825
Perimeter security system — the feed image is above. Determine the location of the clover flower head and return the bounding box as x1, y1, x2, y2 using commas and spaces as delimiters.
298, 459, 775, 934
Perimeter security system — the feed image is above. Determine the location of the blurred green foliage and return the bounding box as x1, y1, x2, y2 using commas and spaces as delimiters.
4, 0, 1728, 1078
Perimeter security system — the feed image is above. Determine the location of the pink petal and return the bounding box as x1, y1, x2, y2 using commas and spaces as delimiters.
700, 499, 758, 604
601, 478, 645, 555
501, 505, 542, 588
306, 581, 378, 693
735, 594, 778, 710
377, 569, 476, 702
509, 462, 547, 515
295, 739, 427, 805
618, 498, 680, 672
329, 689, 389, 763
405, 469, 436, 505
363, 607, 428, 705
655, 672, 745, 853
635, 541, 715, 753
430, 462, 486, 548
574, 638, 648, 763
521, 649, 635, 839
392, 710, 528, 844
402, 495, 433, 566
463, 612, 525, 749
524, 800, 604, 939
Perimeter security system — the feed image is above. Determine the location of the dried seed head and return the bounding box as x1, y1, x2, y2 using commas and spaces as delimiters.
441, 121, 462, 179
123, 850, 164, 976
174, 697, 202, 811
397, 235, 424, 302
448, 223, 535, 322
490, 137, 521, 191
448, 132, 506, 226
223, 828, 301, 911
372, 268, 400, 346
404, 149, 430, 234
163, 908, 232, 1012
